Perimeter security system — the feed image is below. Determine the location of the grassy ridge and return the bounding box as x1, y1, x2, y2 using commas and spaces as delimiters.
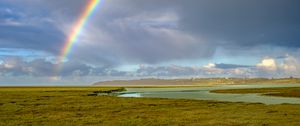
0, 87, 300, 125
0, 86, 124, 92
211, 87, 300, 98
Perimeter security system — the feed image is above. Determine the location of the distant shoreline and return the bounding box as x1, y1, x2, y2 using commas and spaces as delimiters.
94, 78, 300, 86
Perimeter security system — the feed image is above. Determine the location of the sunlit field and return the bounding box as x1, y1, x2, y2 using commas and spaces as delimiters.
1, 87, 300, 126
211, 87, 300, 98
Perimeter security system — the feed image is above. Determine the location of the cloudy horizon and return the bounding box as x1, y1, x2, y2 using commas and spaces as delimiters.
1, 0, 300, 85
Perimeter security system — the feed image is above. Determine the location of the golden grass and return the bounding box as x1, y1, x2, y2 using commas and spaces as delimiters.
0, 86, 122, 92
211, 87, 300, 98
0, 87, 300, 126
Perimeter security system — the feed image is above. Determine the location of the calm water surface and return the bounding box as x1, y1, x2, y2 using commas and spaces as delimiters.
118, 84, 300, 105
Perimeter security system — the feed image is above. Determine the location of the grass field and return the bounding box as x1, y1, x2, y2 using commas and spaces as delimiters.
0, 87, 300, 126
211, 87, 300, 98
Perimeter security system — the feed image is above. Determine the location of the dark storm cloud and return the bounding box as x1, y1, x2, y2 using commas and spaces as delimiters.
177, 0, 300, 48
1, 0, 300, 82
112, 0, 300, 48
0, 25, 64, 53
2, 0, 300, 65
75, 0, 300, 65
0, 4, 65, 54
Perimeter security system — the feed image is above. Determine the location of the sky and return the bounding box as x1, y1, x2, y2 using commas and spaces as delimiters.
0, 0, 300, 85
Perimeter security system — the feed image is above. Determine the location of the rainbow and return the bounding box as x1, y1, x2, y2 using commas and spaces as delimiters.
58, 0, 101, 65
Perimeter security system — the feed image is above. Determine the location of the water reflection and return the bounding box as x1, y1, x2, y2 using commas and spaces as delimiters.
118, 84, 300, 105
118, 93, 141, 97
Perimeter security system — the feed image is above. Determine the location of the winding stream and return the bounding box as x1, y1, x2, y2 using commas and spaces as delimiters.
117, 84, 300, 105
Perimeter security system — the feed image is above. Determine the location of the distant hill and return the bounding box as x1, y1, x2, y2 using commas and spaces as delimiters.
94, 78, 300, 86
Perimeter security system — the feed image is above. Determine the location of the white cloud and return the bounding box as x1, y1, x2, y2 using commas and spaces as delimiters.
279, 55, 300, 75
256, 58, 277, 71
254, 55, 300, 77
204, 63, 216, 68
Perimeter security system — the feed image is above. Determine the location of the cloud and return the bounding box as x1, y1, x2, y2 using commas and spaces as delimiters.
135, 56, 300, 78
255, 56, 300, 77
178, 0, 300, 48
0, 56, 106, 77
204, 63, 216, 69
1, 55, 300, 85
215, 63, 251, 69
276, 55, 300, 77
256, 58, 277, 71
134, 64, 247, 77
1, 0, 300, 65
1, 0, 300, 84
0, 5, 65, 54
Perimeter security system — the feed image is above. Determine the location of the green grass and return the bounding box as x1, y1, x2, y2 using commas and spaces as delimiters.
0, 87, 300, 126
211, 87, 300, 98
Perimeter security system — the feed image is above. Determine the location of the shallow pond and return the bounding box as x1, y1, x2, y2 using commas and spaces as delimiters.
118, 84, 300, 105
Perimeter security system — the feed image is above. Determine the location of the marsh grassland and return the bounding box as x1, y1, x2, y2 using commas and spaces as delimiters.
0, 87, 300, 126
211, 87, 300, 98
